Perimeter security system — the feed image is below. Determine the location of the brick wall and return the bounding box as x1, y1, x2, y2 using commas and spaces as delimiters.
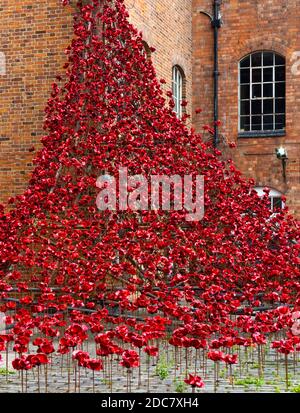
193, 0, 300, 217
126, 0, 192, 110
0, 1, 74, 203
0, 0, 193, 205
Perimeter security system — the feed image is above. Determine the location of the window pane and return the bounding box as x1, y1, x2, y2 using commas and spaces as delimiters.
275, 114, 285, 129
263, 83, 273, 97
275, 55, 285, 65
275, 66, 285, 81
251, 100, 262, 114
251, 52, 262, 67
263, 115, 274, 130
272, 197, 283, 210
275, 82, 285, 97
252, 84, 261, 98
252, 116, 262, 130
252, 68, 262, 82
263, 99, 273, 114
263, 52, 274, 66
241, 100, 250, 115
240, 84, 250, 99
172, 66, 183, 119
240, 56, 250, 68
263, 67, 273, 82
275, 98, 285, 113
239, 52, 285, 134
240, 116, 250, 131
240, 68, 250, 84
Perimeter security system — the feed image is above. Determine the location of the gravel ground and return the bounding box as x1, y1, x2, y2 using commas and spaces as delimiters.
0, 343, 299, 393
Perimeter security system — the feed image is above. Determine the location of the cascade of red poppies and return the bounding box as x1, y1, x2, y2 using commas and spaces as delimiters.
0, 0, 299, 386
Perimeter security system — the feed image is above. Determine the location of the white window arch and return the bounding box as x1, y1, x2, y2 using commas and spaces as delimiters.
254, 187, 285, 211
172, 65, 184, 119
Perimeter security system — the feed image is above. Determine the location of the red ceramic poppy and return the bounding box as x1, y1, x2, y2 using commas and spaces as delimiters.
86, 359, 103, 371
184, 374, 205, 389
143, 346, 159, 357
120, 350, 140, 369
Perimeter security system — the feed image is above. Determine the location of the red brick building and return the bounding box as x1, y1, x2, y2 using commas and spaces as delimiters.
0, 1, 74, 202
0, 0, 299, 217
193, 0, 300, 217
0, 0, 192, 204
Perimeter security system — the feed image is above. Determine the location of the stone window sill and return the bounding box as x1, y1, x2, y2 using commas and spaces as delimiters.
238, 130, 286, 139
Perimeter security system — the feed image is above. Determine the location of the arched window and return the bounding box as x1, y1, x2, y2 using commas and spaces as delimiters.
172, 65, 185, 119
254, 187, 285, 211
0, 52, 6, 76
239, 51, 285, 134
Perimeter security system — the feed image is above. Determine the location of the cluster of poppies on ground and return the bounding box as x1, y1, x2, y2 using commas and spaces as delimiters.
0, 0, 299, 392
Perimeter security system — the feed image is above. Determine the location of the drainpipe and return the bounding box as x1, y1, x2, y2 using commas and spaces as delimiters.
200, 1, 223, 148
212, 1, 222, 147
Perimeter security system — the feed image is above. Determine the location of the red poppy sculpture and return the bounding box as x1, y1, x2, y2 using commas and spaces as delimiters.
0, 0, 299, 391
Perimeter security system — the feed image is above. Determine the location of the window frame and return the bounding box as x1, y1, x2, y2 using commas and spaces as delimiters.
254, 187, 285, 212
238, 51, 286, 138
142, 41, 151, 60
172, 65, 184, 119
